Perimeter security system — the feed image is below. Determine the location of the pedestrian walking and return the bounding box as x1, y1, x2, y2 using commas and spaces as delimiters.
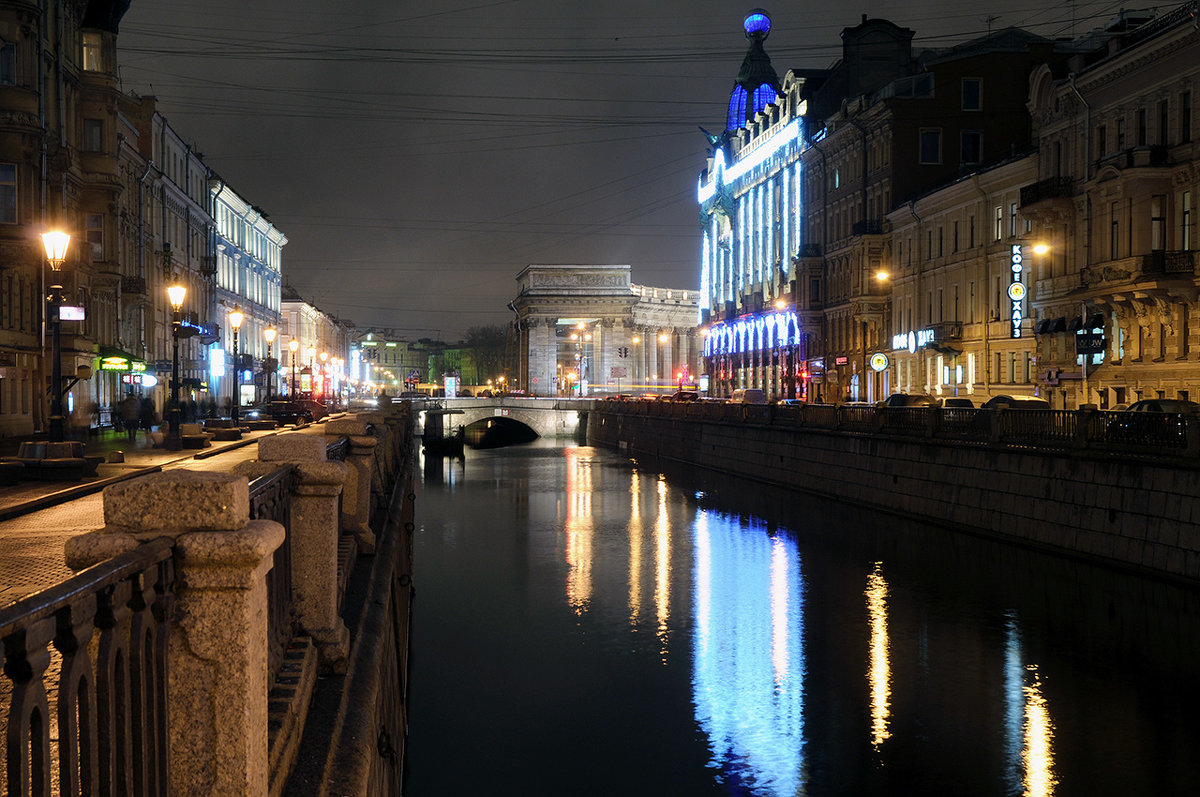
119, 393, 140, 442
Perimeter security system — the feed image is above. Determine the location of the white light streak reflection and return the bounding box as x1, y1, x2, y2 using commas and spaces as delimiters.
865, 562, 892, 749
691, 509, 807, 795
654, 476, 671, 656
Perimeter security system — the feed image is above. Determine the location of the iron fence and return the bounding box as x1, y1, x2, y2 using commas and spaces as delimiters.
593, 401, 1200, 457
0, 538, 174, 796
248, 466, 299, 681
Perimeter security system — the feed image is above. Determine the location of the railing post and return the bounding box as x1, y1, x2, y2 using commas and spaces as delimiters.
65, 471, 282, 797
324, 419, 378, 554
233, 433, 351, 674
1075, 406, 1096, 448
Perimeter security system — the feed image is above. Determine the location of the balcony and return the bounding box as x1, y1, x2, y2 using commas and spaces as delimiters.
1141, 250, 1196, 276
852, 219, 885, 236
1019, 177, 1073, 207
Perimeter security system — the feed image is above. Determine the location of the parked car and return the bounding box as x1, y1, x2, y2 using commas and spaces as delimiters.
247, 400, 315, 425
980, 394, 1050, 410
941, 397, 974, 408
666, 390, 700, 402
1107, 398, 1200, 443
730, 388, 768, 405
878, 393, 938, 408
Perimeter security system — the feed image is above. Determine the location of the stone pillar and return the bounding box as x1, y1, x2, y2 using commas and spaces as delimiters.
324, 418, 378, 554
65, 472, 282, 797
233, 433, 351, 674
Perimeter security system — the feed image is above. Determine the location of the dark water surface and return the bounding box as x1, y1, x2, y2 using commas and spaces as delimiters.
405, 439, 1200, 796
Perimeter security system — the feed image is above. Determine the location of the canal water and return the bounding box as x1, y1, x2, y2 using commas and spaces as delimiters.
405, 439, 1200, 796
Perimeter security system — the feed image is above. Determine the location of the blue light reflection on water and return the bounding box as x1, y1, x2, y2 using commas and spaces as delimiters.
691, 508, 807, 796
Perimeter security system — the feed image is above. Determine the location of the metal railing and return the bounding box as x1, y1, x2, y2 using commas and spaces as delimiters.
600, 401, 1200, 457
249, 466, 299, 681
0, 538, 175, 796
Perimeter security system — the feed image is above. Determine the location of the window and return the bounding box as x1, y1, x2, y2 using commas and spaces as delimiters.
0, 163, 14, 224
1182, 91, 1192, 144
1137, 107, 1148, 146
961, 131, 982, 164
1117, 118, 1126, 150
962, 78, 982, 111
1151, 195, 1166, 250
1110, 201, 1120, 259
1159, 100, 1170, 146
86, 214, 103, 259
994, 205, 1003, 240
0, 40, 14, 85
1009, 203, 1018, 237
83, 118, 102, 152
1097, 125, 1107, 159
919, 129, 941, 164
82, 32, 103, 72
1182, 191, 1192, 250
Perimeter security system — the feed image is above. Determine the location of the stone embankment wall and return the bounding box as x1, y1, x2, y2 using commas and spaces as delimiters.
587, 406, 1200, 583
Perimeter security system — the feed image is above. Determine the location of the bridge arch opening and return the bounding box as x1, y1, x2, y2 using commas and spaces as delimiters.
462, 416, 539, 449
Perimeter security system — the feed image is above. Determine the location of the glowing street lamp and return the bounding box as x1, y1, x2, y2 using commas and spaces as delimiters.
229, 307, 244, 427
289, 338, 300, 396
165, 283, 187, 450
264, 326, 277, 401
42, 231, 69, 442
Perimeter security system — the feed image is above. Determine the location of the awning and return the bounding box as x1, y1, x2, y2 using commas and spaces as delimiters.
1050, 317, 1067, 333
1035, 319, 1052, 334
95, 347, 147, 372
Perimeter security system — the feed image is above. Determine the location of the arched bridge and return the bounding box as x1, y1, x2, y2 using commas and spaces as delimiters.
418, 397, 593, 438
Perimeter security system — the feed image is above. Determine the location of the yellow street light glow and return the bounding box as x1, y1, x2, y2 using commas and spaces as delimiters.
229, 307, 244, 329
1033, 243, 1050, 255
264, 327, 277, 344
876, 271, 890, 281
41, 231, 70, 269
167, 284, 187, 311
658, 333, 668, 343
774, 298, 787, 309
289, 339, 300, 353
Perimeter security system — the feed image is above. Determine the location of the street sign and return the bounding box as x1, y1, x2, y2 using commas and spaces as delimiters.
1075, 331, 1106, 355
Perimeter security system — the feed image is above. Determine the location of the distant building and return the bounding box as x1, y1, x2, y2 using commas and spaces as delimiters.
280, 285, 352, 401
510, 265, 699, 396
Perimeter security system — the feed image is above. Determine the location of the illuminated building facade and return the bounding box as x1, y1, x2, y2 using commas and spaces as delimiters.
1024, 5, 1200, 409
698, 11, 815, 400
280, 285, 352, 401
510, 265, 699, 396
211, 179, 285, 406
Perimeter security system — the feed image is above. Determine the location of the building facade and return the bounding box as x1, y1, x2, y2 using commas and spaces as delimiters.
510, 265, 699, 397
211, 179, 285, 407
1025, 4, 1200, 409
280, 285, 352, 403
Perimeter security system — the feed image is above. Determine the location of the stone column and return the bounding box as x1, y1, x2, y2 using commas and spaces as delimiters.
324, 418, 378, 554
233, 433, 351, 674
65, 472, 282, 797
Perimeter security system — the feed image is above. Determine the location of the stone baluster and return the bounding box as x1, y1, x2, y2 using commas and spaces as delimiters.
324, 418, 378, 554
65, 471, 283, 797
232, 433, 350, 674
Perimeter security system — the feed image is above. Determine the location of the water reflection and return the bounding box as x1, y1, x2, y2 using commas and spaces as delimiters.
1006, 617, 1057, 796
655, 476, 671, 656
865, 562, 891, 750
629, 470, 643, 623
691, 508, 807, 795
563, 447, 593, 613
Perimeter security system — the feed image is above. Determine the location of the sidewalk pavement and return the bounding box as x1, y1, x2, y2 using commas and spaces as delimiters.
0, 426, 314, 610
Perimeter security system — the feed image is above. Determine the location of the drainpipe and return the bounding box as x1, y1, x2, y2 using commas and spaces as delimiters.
907, 200, 923, 393
1068, 74, 1092, 268
971, 174, 991, 396
809, 133, 829, 393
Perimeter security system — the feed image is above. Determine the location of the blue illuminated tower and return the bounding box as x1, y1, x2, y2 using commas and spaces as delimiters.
726, 9, 782, 131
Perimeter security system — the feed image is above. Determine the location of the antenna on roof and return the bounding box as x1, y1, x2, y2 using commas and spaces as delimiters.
985, 15, 1000, 34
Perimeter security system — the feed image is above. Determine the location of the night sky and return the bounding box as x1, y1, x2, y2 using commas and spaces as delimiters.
116, 0, 1124, 341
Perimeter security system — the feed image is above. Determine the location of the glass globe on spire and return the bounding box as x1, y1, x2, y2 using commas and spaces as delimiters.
725, 8, 782, 132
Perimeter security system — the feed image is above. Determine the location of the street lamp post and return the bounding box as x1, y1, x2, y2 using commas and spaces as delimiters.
41, 231, 70, 443
264, 327, 277, 402
319, 351, 329, 404
165, 284, 187, 451
306, 347, 316, 397
289, 338, 299, 397
229, 307, 244, 427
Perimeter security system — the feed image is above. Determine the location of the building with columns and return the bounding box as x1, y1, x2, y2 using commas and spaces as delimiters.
510, 265, 699, 397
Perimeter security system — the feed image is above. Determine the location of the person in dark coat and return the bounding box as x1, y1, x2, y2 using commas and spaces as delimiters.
139, 397, 157, 434
119, 393, 140, 442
